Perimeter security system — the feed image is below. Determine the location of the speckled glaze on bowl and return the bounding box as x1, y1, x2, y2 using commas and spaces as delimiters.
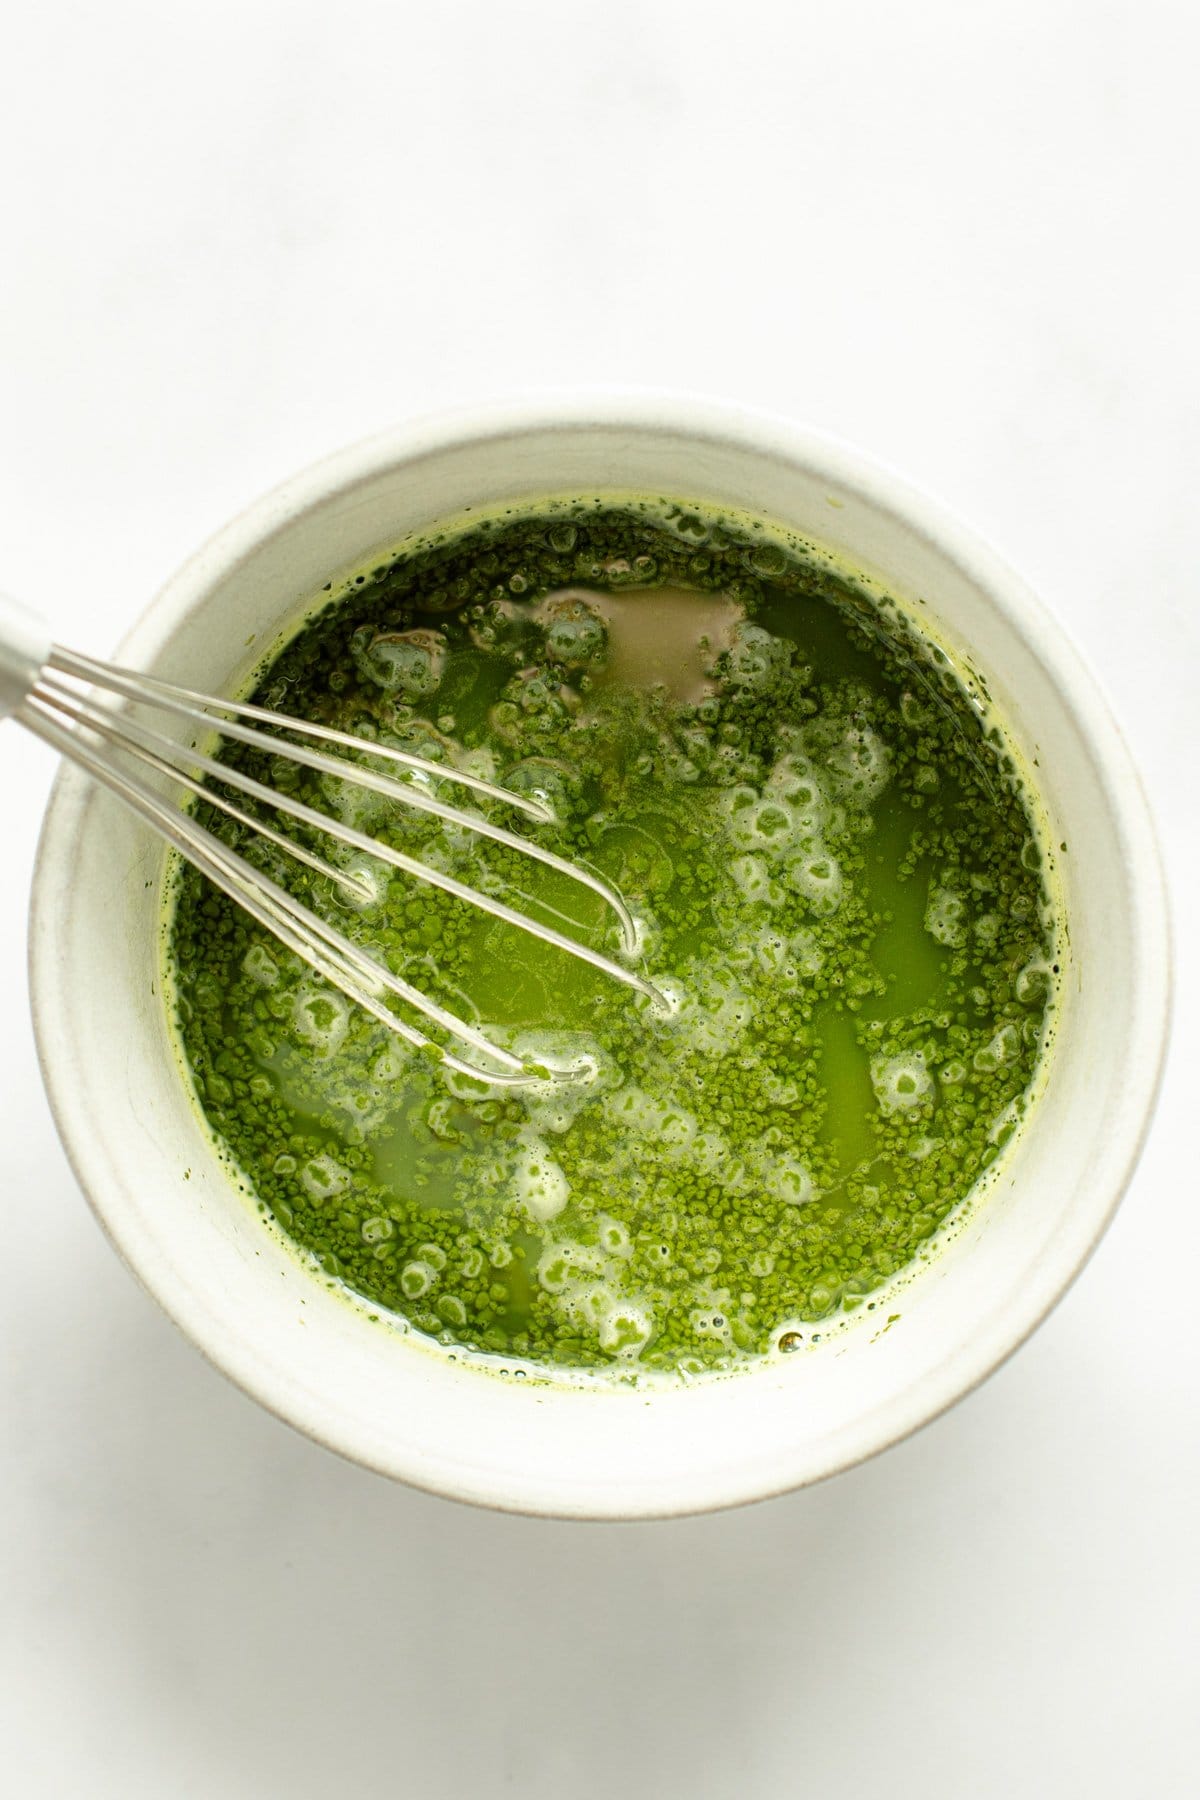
29, 399, 1171, 1518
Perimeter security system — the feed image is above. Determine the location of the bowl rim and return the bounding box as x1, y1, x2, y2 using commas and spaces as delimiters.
27, 393, 1174, 1516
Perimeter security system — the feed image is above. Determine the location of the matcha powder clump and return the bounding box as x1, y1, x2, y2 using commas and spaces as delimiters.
169, 499, 1058, 1378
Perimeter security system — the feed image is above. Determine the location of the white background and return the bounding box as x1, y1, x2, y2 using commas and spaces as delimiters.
1, 3, 1197, 1794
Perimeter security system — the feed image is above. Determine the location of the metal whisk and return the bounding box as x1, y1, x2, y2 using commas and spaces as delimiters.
1, 593, 663, 1086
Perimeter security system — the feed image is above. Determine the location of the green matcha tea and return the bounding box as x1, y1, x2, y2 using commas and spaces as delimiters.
168, 499, 1060, 1378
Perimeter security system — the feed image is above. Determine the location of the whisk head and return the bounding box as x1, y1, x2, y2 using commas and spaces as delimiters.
18, 643, 666, 1085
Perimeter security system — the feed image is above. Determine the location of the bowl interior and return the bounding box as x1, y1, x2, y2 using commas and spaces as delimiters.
30, 407, 1169, 1517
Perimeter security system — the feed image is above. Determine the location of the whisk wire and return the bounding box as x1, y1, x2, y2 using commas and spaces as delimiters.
20, 692, 536, 1084
44, 649, 643, 956
48, 646, 556, 819
13, 637, 669, 1084
31, 681, 375, 901
34, 665, 660, 1006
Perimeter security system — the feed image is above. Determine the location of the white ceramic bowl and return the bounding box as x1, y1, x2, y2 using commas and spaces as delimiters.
30, 399, 1170, 1518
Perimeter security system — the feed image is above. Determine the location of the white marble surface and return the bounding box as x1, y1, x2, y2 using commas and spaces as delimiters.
1, 4, 1196, 1794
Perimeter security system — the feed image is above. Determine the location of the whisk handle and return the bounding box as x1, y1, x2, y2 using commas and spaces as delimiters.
0, 593, 52, 720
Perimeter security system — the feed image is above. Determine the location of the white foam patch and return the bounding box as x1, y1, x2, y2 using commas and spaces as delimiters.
661, 968, 755, 1059
358, 628, 447, 698
300, 1153, 349, 1201
292, 987, 350, 1057
760, 1154, 816, 1206
720, 784, 761, 833
513, 1132, 571, 1221
371, 1040, 411, 1084
659, 741, 702, 785
456, 745, 498, 785
764, 753, 827, 826
738, 798, 797, 854
729, 853, 774, 903
759, 1068, 801, 1107
400, 1260, 437, 1299
536, 1242, 606, 1294
598, 1303, 654, 1357
749, 926, 789, 976
1015, 956, 1053, 1003
523, 1095, 585, 1136
973, 912, 1001, 948
720, 771, 828, 873
749, 924, 824, 986
607, 1086, 697, 1156
690, 1129, 730, 1175
974, 1023, 1021, 1072
513, 1030, 606, 1133
784, 847, 843, 914
790, 928, 824, 976
561, 1281, 615, 1332
925, 886, 967, 947
534, 1224, 655, 1355
242, 943, 279, 987
536, 1218, 658, 1358
824, 721, 892, 806
871, 1051, 935, 1113
598, 1215, 633, 1258
724, 622, 786, 690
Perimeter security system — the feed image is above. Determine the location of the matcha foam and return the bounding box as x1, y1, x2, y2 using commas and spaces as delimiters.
168, 498, 1060, 1379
